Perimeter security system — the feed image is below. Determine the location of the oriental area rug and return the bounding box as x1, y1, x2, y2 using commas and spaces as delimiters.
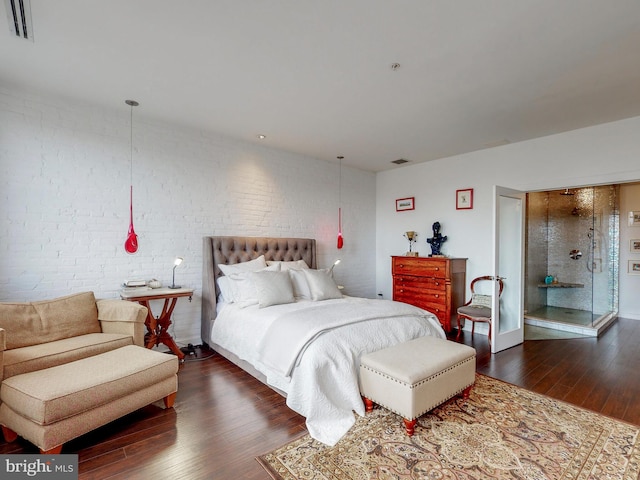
257, 374, 640, 480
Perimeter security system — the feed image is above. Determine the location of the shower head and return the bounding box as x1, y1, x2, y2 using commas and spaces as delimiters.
561, 189, 575, 196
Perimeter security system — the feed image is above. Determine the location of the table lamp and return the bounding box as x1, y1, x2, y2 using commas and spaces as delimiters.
169, 257, 183, 289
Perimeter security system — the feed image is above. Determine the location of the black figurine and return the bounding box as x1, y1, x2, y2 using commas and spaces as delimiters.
426, 221, 447, 256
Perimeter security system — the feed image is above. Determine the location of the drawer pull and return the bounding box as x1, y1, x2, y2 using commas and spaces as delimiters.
434, 294, 439, 298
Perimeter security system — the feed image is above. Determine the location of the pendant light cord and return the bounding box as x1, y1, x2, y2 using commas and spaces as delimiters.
336, 156, 345, 249
339, 157, 342, 210
338, 156, 344, 229
129, 103, 133, 186
125, 100, 139, 186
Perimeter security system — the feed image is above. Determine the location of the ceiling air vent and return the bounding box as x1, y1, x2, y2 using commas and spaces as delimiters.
391, 158, 409, 165
5, 0, 33, 41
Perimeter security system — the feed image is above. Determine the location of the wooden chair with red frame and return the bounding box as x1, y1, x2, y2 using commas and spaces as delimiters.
456, 275, 504, 344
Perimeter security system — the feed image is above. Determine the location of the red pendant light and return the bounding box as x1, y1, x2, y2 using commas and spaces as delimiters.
337, 156, 344, 249
124, 100, 139, 254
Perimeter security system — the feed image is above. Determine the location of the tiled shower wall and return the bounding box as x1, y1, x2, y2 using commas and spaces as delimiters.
525, 193, 548, 314
526, 186, 619, 318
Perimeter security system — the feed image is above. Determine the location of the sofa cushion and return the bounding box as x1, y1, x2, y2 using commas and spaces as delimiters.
2, 333, 133, 380
0, 292, 101, 350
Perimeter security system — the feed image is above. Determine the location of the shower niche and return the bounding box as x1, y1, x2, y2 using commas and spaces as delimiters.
525, 185, 619, 336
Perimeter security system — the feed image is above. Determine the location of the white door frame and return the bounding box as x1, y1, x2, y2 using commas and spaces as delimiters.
492, 185, 525, 353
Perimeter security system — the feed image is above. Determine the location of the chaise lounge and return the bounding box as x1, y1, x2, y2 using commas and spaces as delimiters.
0, 291, 179, 453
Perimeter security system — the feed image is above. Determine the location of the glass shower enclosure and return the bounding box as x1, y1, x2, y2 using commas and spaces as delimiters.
525, 185, 619, 335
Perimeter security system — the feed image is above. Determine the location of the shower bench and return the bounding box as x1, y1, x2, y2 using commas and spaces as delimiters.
537, 282, 584, 288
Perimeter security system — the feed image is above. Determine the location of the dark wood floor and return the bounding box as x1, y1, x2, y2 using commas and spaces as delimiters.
2, 318, 640, 479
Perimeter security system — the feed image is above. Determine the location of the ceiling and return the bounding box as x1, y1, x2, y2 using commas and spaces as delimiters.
2, 1, 640, 172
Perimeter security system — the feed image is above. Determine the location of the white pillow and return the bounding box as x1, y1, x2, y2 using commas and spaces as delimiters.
288, 269, 312, 300
218, 255, 267, 276
266, 259, 310, 271
216, 276, 234, 303
224, 272, 258, 305
222, 264, 280, 304
303, 269, 342, 301
252, 270, 295, 308
471, 293, 492, 309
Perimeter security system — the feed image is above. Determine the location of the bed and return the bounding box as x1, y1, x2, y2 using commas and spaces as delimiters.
201, 236, 445, 445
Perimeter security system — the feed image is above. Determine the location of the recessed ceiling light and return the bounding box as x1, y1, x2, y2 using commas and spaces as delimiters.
257, 134, 266, 139
391, 158, 409, 165
391, 63, 401, 71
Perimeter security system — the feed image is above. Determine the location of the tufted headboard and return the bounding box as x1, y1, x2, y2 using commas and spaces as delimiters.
201, 236, 317, 345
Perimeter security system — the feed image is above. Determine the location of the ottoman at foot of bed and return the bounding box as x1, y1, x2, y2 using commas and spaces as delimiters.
359, 336, 476, 436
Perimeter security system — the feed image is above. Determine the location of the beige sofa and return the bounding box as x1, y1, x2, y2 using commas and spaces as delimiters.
0, 291, 147, 382
0, 291, 179, 453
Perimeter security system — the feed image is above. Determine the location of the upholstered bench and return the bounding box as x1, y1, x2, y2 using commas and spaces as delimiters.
0, 345, 178, 453
359, 336, 476, 435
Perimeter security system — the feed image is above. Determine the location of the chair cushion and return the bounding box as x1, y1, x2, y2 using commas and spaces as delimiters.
457, 305, 491, 318
2, 333, 133, 380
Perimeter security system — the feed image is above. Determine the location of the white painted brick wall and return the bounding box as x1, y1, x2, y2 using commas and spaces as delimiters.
0, 87, 376, 347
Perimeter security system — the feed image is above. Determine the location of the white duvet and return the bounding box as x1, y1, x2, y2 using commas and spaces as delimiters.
211, 296, 445, 445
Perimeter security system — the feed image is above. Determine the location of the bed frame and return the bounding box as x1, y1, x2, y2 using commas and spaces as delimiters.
201, 236, 317, 390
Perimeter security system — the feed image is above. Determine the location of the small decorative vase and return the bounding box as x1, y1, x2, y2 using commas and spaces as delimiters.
149, 279, 162, 289
544, 275, 554, 285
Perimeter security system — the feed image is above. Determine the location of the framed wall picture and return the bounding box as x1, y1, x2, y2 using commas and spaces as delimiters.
631, 239, 640, 253
396, 197, 415, 211
629, 211, 640, 226
456, 188, 473, 210
628, 260, 640, 275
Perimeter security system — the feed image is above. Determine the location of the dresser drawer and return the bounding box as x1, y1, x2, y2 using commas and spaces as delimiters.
391, 256, 467, 333
393, 293, 447, 323
393, 283, 446, 301
393, 275, 446, 291
392, 257, 448, 278
393, 286, 447, 309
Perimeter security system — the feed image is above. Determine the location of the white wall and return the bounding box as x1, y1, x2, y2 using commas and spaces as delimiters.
376, 116, 640, 321
0, 87, 377, 346
620, 183, 640, 320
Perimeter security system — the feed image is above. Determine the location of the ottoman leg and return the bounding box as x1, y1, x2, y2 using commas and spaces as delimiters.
2, 426, 18, 443
403, 418, 417, 436
462, 385, 473, 398
363, 397, 374, 412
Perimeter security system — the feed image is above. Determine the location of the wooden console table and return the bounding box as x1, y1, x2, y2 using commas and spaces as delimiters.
120, 287, 194, 361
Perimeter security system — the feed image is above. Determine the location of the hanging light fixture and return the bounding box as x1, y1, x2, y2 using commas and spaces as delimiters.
124, 100, 139, 254
337, 156, 344, 249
